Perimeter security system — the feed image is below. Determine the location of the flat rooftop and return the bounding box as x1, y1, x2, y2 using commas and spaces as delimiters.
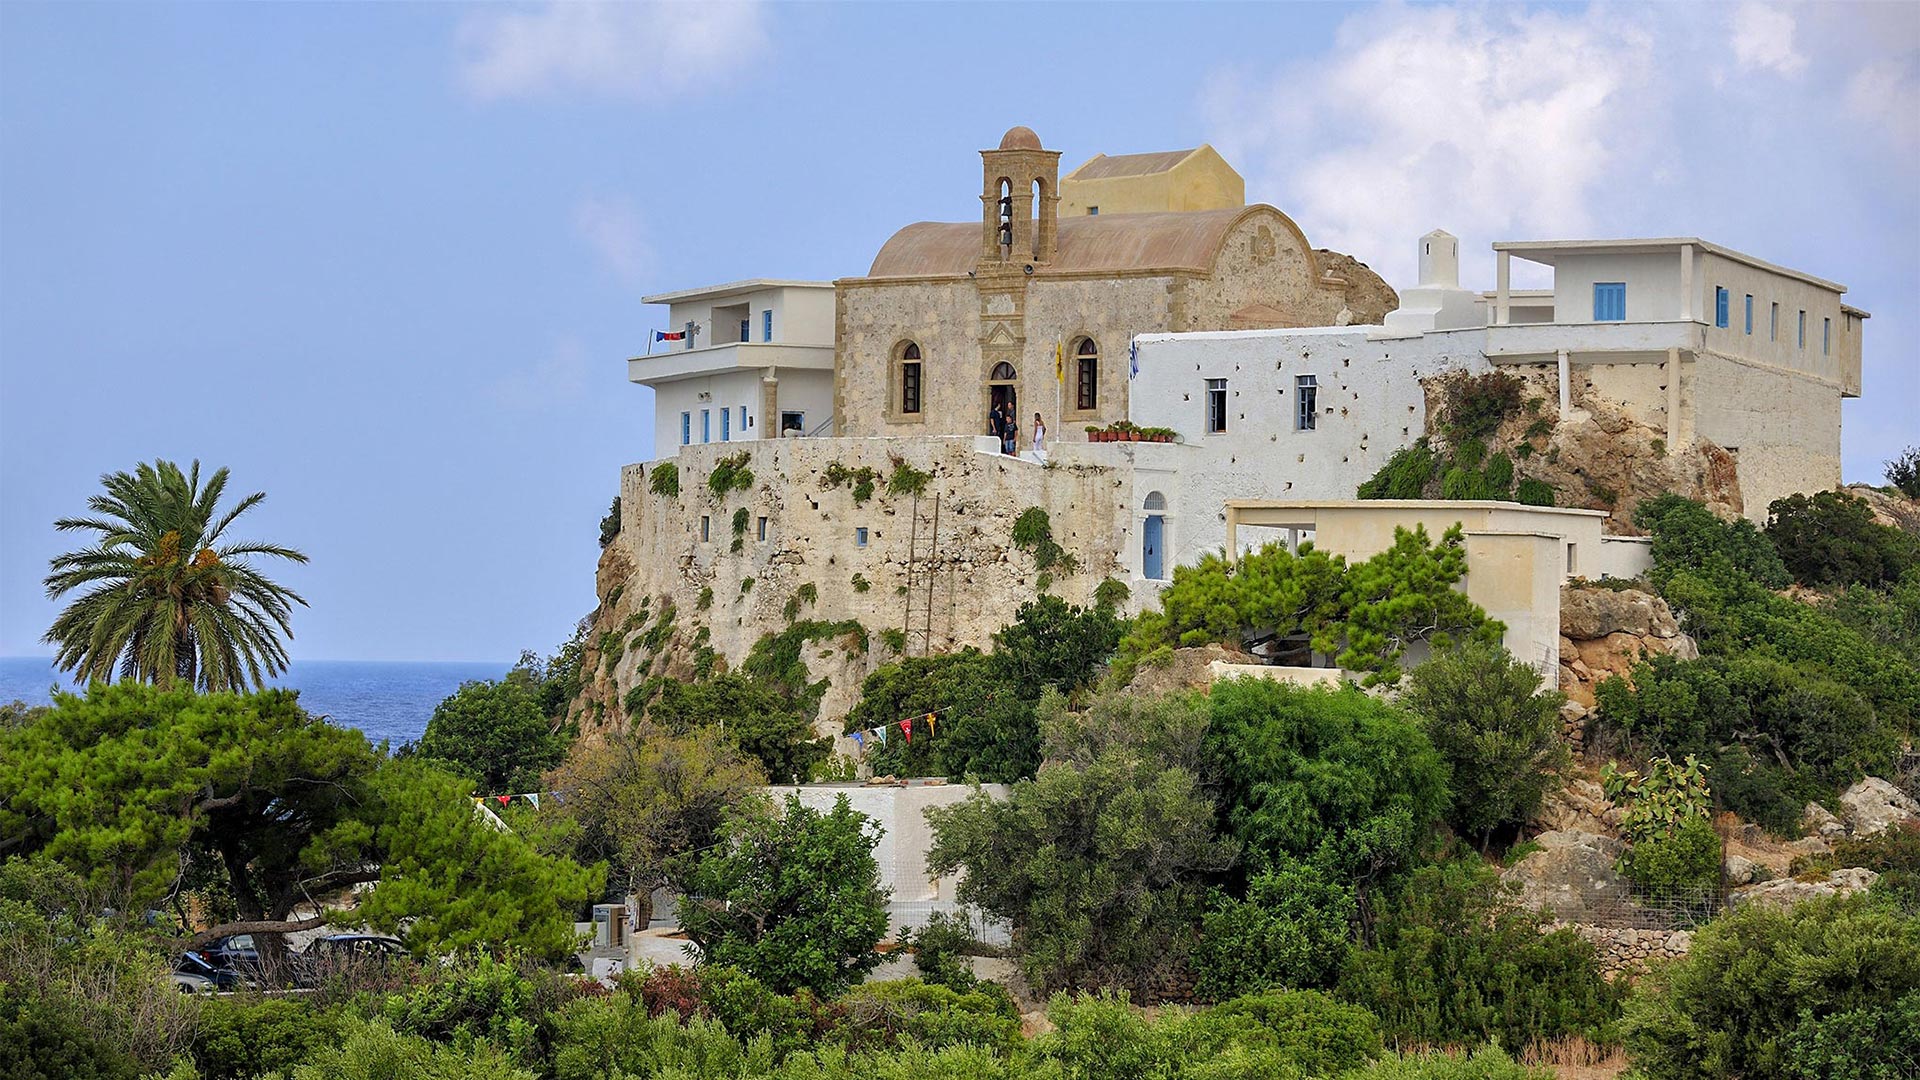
642, 279, 833, 305
1491, 237, 1846, 295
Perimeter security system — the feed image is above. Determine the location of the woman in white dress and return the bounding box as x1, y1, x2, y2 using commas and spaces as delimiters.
1029, 413, 1048, 463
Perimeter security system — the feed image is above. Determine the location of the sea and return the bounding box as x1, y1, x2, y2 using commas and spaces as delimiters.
0, 656, 510, 748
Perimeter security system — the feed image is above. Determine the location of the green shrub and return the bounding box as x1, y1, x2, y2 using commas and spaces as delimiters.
1359, 440, 1438, 499
680, 795, 890, 997
697, 586, 714, 611
1482, 453, 1514, 495
708, 452, 755, 497
285, 1014, 537, 1080
0, 982, 139, 1080
852, 573, 870, 593
886, 459, 932, 497
822, 463, 881, 505
1765, 490, 1920, 589
598, 496, 621, 548
1514, 478, 1555, 507
1093, 577, 1130, 612
1441, 371, 1524, 440
1618, 813, 1722, 893
649, 674, 828, 783
1192, 859, 1356, 1001
649, 461, 679, 497
1401, 642, 1567, 845
1185, 989, 1384, 1074
1205, 679, 1449, 881
1011, 507, 1076, 573
1337, 860, 1620, 1051
904, 910, 983, 992
1634, 493, 1789, 591
832, 979, 1019, 1054
192, 997, 342, 1080
1623, 893, 1920, 1079
1781, 992, 1920, 1080
381, 951, 558, 1066
1343, 1047, 1552, 1079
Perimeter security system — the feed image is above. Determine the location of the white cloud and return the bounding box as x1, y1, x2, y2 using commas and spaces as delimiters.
572, 195, 650, 283
1730, 2, 1808, 76
456, 1, 767, 102
1203, 5, 1660, 286
1845, 57, 1920, 154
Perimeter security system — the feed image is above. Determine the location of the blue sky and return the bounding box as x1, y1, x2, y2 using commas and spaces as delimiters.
2, 1, 1915, 664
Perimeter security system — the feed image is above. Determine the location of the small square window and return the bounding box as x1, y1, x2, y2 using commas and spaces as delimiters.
1087, 206, 1099, 215
855, 527, 868, 547
700, 515, 710, 542
757, 516, 768, 541
1592, 282, 1626, 321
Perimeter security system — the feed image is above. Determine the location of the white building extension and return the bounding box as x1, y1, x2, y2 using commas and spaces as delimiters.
629, 280, 838, 460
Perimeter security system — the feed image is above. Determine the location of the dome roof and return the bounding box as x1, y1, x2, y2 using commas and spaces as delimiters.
866, 207, 1273, 278
998, 125, 1043, 151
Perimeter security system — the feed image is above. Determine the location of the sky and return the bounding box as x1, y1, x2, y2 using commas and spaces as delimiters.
2, 1, 1916, 664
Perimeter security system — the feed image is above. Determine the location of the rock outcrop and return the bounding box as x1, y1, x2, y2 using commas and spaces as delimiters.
1846, 484, 1920, 535
1838, 778, 1920, 837
1729, 867, 1879, 910
1502, 829, 1633, 922
1556, 584, 1697, 715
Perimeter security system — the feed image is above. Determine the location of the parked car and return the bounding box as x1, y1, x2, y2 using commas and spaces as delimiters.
192, 932, 262, 972
293, 933, 407, 987
173, 950, 251, 993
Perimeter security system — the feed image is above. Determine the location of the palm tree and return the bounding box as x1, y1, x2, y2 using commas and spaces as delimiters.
44, 459, 309, 692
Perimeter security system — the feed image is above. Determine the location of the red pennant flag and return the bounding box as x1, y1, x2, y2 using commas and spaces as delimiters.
899, 718, 913, 743
496, 795, 511, 805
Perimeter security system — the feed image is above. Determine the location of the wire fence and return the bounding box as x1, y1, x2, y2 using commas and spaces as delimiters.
1550, 885, 1722, 931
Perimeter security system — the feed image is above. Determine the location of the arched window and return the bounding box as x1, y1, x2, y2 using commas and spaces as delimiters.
990, 361, 1016, 381
1074, 337, 1099, 411
898, 342, 922, 415
997, 179, 1013, 254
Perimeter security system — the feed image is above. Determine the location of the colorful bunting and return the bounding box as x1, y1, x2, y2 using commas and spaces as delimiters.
899, 718, 913, 743
850, 730, 865, 750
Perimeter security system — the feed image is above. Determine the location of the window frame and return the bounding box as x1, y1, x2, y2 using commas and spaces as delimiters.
1205, 378, 1229, 434
1744, 294, 1753, 335
1592, 282, 1626, 322
896, 342, 924, 418
1073, 337, 1099, 413
1714, 287, 1729, 329
701, 409, 711, 444
1798, 309, 1807, 349
1823, 317, 1831, 356
1296, 374, 1318, 432
762, 309, 773, 342
680, 412, 691, 446
720, 408, 730, 442
1770, 302, 1779, 341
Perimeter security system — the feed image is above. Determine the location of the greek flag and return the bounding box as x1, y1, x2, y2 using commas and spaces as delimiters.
1129, 339, 1139, 380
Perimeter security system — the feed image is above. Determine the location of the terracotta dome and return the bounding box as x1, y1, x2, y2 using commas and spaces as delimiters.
998, 125, 1043, 150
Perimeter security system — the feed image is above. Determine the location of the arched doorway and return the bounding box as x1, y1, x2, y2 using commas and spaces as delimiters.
989, 361, 1018, 419
1142, 490, 1167, 580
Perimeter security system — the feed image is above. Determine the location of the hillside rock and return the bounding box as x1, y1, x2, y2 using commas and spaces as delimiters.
1846, 484, 1920, 534
1803, 802, 1848, 839
1530, 777, 1621, 834
1503, 829, 1633, 920
1729, 867, 1878, 911
1556, 585, 1696, 709
1313, 248, 1398, 326
1838, 777, 1920, 837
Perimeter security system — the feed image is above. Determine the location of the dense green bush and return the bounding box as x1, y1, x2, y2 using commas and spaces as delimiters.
1440, 371, 1524, 440
906, 909, 983, 991
1617, 814, 1722, 893
926, 718, 1233, 996
648, 674, 828, 783
1592, 653, 1896, 832
1358, 440, 1439, 499
1780, 991, 1920, 1080
1337, 860, 1620, 1051
381, 951, 561, 1066
1115, 526, 1500, 686
1342, 1048, 1552, 1079
832, 978, 1020, 1053
410, 675, 568, 793
1635, 493, 1790, 591
1765, 489, 1920, 589
0, 981, 139, 1080
1192, 858, 1355, 1001
192, 996, 342, 1080
1204, 679, 1448, 886
845, 649, 1039, 782
1623, 893, 1920, 1080
282, 1015, 538, 1080
1401, 643, 1568, 845
680, 795, 890, 997
649, 461, 679, 497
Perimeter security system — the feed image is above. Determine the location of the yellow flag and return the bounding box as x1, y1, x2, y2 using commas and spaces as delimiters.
1055, 340, 1064, 383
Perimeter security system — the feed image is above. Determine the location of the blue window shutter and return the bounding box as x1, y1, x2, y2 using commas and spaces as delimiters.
1593, 283, 1625, 321
1744, 295, 1753, 334
681, 412, 691, 446
1715, 288, 1728, 328
721, 409, 730, 441
763, 310, 773, 341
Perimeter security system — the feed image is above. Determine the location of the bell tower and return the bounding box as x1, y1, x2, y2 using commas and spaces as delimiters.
979, 126, 1062, 266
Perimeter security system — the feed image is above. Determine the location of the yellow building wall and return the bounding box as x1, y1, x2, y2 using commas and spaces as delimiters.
1059, 145, 1246, 217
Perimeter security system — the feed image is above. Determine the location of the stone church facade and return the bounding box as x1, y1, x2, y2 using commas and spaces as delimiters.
832, 126, 1396, 440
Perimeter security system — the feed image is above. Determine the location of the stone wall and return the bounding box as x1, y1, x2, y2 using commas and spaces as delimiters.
1557, 924, 1693, 981
576, 436, 1124, 740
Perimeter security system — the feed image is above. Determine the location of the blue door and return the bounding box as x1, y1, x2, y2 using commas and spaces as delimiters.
1143, 515, 1165, 580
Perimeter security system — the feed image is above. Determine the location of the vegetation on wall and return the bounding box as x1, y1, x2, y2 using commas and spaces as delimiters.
707, 452, 755, 497
1010, 506, 1077, 574
649, 461, 680, 497
886, 458, 931, 497
598, 496, 622, 547
820, 462, 881, 505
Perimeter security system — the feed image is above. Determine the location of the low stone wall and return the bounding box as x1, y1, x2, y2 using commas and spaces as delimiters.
1556, 923, 1693, 981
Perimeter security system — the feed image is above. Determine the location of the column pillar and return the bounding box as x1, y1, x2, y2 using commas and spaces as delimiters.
1679, 244, 1695, 321
1556, 349, 1571, 415
1665, 347, 1681, 448
1495, 251, 1511, 325
1224, 508, 1238, 569
760, 368, 779, 439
